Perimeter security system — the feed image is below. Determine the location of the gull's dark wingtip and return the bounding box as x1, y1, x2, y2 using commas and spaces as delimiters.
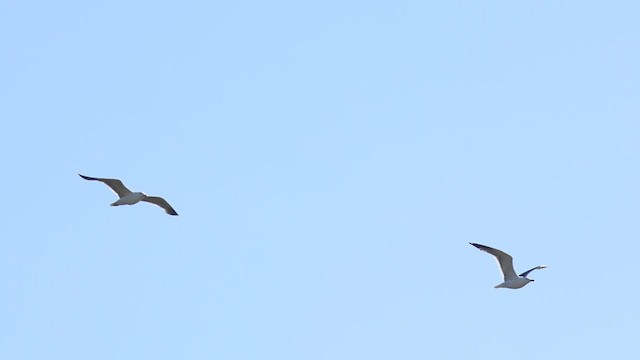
469, 243, 491, 252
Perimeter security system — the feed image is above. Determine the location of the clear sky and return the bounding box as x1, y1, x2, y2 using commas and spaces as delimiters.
2, 1, 639, 359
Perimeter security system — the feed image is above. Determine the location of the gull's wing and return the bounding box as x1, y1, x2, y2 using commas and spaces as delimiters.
79, 174, 132, 198
519, 265, 547, 278
141, 196, 178, 216
470, 243, 518, 281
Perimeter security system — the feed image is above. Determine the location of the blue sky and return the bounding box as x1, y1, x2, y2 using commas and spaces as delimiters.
2, 1, 639, 358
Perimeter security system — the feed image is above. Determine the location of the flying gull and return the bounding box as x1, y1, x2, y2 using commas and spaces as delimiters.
79, 174, 178, 216
470, 243, 546, 289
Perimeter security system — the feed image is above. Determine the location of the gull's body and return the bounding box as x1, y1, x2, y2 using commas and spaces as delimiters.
470, 243, 546, 289
79, 174, 178, 216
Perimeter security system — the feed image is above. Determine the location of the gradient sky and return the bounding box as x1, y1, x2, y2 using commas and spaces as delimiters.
2, 1, 639, 359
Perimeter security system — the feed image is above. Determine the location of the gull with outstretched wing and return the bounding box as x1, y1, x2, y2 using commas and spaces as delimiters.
79, 174, 178, 216
470, 243, 546, 289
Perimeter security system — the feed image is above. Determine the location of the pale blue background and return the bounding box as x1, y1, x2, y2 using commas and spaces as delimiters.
2, 1, 639, 359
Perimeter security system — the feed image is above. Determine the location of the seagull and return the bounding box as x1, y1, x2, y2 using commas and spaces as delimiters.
79, 174, 178, 216
470, 243, 546, 289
